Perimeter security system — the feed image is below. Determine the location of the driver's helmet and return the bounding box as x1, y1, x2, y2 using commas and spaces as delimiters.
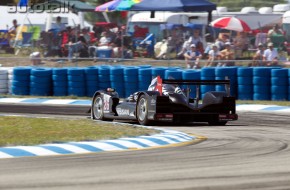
148, 76, 184, 96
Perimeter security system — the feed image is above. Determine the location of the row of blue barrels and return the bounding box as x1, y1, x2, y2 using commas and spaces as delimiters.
244, 67, 289, 101
10, 66, 290, 100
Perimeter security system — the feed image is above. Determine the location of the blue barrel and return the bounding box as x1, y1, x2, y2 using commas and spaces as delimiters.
252, 67, 272, 100
67, 68, 85, 97
200, 67, 215, 97
29, 68, 52, 96
98, 66, 110, 83
237, 67, 253, 100
165, 70, 182, 79
110, 67, 125, 98
124, 67, 138, 97
182, 70, 201, 98
237, 67, 253, 77
271, 69, 288, 101
11, 67, 31, 95
138, 68, 152, 91
151, 67, 166, 78
215, 67, 237, 96
138, 65, 152, 68
52, 68, 68, 96
84, 66, 99, 97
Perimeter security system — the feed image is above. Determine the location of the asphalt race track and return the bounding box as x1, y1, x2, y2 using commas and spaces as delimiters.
0, 104, 290, 190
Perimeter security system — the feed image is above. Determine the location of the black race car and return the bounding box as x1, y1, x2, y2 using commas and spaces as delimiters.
90, 76, 238, 126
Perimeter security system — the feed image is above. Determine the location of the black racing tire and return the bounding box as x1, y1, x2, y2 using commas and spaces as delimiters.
92, 95, 113, 121
137, 95, 151, 125
92, 95, 105, 120
208, 121, 227, 126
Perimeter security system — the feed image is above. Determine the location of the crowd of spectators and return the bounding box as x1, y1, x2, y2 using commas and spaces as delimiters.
3, 17, 133, 63
2, 18, 289, 68
155, 23, 289, 69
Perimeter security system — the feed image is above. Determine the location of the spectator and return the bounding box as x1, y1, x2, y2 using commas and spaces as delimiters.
67, 35, 88, 62
89, 31, 112, 59
202, 33, 215, 59
177, 29, 203, 58
267, 24, 284, 38
215, 33, 230, 51
252, 43, 265, 66
187, 29, 202, 46
155, 36, 175, 59
177, 35, 191, 57
233, 32, 249, 58
219, 42, 235, 66
81, 28, 91, 43
183, 44, 202, 69
196, 41, 204, 55
7, 19, 18, 39
98, 31, 112, 46
52, 16, 66, 32
206, 44, 221, 67
112, 31, 132, 59
263, 42, 279, 66
154, 38, 167, 59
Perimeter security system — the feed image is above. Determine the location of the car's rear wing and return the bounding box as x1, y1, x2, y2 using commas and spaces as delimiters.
162, 79, 231, 86
156, 76, 231, 107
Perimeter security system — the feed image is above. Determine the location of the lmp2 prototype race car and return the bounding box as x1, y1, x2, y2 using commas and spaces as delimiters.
90, 76, 238, 126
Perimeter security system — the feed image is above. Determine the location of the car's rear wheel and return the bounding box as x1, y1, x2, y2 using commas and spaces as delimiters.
137, 95, 151, 125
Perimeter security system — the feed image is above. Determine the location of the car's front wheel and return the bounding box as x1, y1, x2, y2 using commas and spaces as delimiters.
137, 95, 151, 125
92, 95, 105, 120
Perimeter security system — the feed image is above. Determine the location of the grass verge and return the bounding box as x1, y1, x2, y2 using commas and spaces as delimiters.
0, 116, 158, 147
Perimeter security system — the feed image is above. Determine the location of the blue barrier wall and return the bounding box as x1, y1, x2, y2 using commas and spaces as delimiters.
10, 66, 290, 100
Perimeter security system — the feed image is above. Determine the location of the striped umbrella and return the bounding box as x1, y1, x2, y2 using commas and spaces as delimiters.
210, 17, 251, 32
95, 0, 141, 12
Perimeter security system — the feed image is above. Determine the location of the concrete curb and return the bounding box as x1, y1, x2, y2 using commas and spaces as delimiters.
0, 122, 200, 159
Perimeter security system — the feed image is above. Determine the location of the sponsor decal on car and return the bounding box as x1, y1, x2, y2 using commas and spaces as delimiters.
117, 108, 130, 116
150, 99, 156, 105
103, 94, 111, 113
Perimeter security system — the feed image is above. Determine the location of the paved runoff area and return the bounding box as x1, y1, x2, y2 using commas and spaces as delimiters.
0, 97, 289, 159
